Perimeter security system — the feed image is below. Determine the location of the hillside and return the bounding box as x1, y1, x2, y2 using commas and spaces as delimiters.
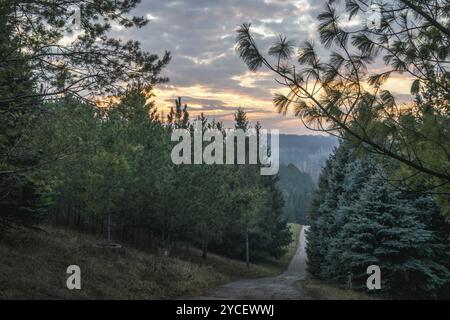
279, 135, 338, 181
0, 224, 300, 299
277, 164, 315, 225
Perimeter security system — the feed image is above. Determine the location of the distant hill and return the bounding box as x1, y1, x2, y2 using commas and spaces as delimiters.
276, 135, 337, 224
279, 135, 338, 181
277, 164, 315, 225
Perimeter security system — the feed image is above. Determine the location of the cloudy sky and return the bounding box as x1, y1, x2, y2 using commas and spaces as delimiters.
114, 0, 413, 134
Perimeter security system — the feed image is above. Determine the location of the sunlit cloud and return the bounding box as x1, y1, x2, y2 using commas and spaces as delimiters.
109, 0, 417, 134
231, 71, 273, 88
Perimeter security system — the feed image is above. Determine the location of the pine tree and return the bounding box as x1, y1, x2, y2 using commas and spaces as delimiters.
234, 107, 249, 131
324, 157, 377, 282
306, 155, 331, 277
337, 173, 450, 298
308, 143, 351, 279
403, 191, 450, 298
0, 4, 45, 232
308, 141, 450, 298
168, 97, 189, 129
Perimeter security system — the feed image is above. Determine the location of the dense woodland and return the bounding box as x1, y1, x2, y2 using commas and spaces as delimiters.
1, 0, 449, 300
279, 135, 337, 181
307, 142, 450, 299
0, 0, 294, 263
277, 164, 314, 225
3, 87, 293, 262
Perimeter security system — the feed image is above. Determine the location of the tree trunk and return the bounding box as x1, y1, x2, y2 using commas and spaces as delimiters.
131, 219, 136, 243
107, 213, 111, 243
202, 239, 208, 260
245, 223, 250, 268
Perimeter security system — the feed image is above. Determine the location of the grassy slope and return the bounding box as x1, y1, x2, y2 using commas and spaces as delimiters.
297, 279, 375, 300
0, 224, 300, 299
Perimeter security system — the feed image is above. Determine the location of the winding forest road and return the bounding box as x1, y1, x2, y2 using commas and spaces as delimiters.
198, 226, 312, 300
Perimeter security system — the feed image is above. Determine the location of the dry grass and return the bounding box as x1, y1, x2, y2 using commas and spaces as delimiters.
0, 224, 298, 299
297, 278, 378, 300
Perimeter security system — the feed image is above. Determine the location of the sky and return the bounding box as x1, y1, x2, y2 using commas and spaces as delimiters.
112, 0, 414, 134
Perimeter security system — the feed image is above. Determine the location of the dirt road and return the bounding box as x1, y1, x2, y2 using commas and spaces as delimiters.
197, 226, 311, 300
